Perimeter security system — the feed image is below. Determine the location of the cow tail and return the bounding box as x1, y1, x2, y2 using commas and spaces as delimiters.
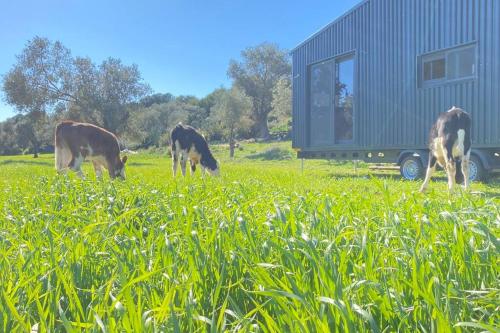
55, 124, 64, 171
171, 140, 176, 157
170, 127, 177, 159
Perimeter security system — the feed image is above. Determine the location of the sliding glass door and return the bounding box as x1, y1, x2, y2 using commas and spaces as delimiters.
309, 54, 355, 146
310, 60, 334, 146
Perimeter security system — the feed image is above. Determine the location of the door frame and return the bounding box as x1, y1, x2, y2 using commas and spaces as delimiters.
307, 50, 357, 147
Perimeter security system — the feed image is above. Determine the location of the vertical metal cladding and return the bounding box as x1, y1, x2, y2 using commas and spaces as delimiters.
292, 0, 500, 150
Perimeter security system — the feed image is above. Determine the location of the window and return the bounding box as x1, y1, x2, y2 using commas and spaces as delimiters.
421, 44, 476, 86
335, 56, 354, 143
423, 58, 446, 81
447, 47, 475, 79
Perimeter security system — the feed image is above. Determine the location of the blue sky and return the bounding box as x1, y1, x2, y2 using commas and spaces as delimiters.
0, 0, 361, 121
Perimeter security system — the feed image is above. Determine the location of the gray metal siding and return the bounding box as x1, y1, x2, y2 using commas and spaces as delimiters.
292, 0, 500, 150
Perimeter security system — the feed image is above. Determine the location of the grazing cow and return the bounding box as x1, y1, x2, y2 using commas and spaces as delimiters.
171, 123, 219, 177
420, 107, 472, 193
55, 121, 128, 179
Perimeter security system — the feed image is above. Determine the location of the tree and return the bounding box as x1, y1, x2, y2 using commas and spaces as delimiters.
210, 87, 252, 157
0, 112, 53, 157
127, 104, 167, 149
2, 37, 75, 113
228, 43, 291, 139
126, 99, 201, 149
197, 88, 226, 138
139, 93, 175, 108
0, 117, 22, 155
1, 37, 74, 156
14, 111, 44, 157
67, 56, 102, 123
129, 100, 188, 148
1, 36, 150, 153
97, 58, 151, 133
270, 77, 292, 134
198, 87, 226, 114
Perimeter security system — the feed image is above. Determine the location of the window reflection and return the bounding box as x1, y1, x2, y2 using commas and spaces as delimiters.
310, 61, 334, 146
335, 57, 354, 142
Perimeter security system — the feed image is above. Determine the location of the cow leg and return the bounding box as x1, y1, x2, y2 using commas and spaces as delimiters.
55, 144, 64, 172
190, 160, 196, 176
446, 160, 456, 192
443, 143, 457, 192
93, 161, 103, 179
172, 141, 179, 177
172, 151, 179, 177
69, 153, 85, 179
462, 152, 471, 190
443, 153, 456, 192
201, 166, 206, 178
55, 145, 71, 174
180, 153, 187, 177
420, 153, 437, 193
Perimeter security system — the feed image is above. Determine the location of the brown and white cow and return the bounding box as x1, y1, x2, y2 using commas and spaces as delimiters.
170, 123, 219, 177
420, 107, 472, 193
55, 121, 128, 179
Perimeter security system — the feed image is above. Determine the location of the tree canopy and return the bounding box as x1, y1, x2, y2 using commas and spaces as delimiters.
2, 36, 150, 134
210, 87, 252, 157
228, 42, 291, 139
0, 37, 293, 156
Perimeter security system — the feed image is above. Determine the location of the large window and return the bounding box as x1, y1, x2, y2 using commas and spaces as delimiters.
309, 54, 355, 146
421, 44, 476, 86
335, 56, 354, 143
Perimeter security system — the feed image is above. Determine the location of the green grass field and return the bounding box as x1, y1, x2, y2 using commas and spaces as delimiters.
0, 142, 499, 332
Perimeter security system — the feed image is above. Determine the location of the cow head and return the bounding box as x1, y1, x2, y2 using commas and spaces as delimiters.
114, 155, 128, 179
201, 155, 220, 176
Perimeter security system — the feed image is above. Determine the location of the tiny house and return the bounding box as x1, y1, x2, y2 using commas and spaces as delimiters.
292, 0, 500, 180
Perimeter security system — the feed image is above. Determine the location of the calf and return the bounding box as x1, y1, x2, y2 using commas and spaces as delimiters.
171, 123, 219, 177
420, 107, 471, 193
55, 121, 127, 179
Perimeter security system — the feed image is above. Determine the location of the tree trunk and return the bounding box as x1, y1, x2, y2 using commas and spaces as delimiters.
28, 132, 40, 158
33, 142, 39, 158
256, 117, 269, 140
229, 143, 235, 158
229, 128, 235, 158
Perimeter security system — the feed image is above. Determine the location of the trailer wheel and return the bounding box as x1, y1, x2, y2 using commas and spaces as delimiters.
467, 155, 487, 182
400, 156, 424, 180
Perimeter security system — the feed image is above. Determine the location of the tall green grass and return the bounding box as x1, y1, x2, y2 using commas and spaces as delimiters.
0, 145, 498, 332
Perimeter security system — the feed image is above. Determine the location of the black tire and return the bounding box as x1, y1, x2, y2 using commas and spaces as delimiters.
468, 154, 487, 182
400, 156, 424, 181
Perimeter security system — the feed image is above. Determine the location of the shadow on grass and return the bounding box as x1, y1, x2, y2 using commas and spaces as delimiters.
127, 162, 155, 167
325, 171, 499, 196
246, 147, 293, 161
0, 158, 155, 168
0, 159, 52, 166
474, 191, 500, 199
321, 168, 400, 179
325, 171, 454, 182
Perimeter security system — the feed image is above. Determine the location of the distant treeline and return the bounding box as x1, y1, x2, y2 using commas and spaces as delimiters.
0, 37, 291, 157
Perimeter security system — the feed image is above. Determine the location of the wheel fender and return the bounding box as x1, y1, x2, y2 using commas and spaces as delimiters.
470, 149, 491, 170
397, 150, 428, 166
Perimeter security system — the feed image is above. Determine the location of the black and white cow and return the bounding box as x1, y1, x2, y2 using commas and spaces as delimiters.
420, 107, 472, 193
170, 123, 219, 177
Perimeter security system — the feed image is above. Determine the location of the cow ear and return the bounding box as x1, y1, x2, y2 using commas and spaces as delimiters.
122, 156, 128, 164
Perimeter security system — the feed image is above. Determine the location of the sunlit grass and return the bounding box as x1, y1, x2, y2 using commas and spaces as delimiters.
0, 142, 498, 332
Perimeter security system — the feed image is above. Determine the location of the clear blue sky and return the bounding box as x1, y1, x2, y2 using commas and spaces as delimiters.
0, 0, 361, 121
